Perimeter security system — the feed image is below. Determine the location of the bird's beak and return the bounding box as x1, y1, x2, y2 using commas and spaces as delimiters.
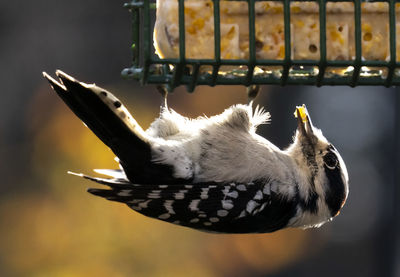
295, 104, 314, 138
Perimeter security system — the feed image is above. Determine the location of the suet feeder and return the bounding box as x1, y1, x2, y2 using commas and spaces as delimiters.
122, 0, 400, 91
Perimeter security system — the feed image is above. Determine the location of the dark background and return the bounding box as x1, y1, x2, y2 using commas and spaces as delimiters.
1, 1, 399, 276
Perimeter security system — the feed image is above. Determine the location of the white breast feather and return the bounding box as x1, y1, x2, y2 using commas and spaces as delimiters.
148, 104, 297, 184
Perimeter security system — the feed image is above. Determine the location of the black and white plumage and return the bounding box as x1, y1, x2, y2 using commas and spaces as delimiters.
43, 70, 349, 234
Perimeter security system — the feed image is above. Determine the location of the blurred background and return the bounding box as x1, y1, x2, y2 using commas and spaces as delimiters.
1, 1, 400, 276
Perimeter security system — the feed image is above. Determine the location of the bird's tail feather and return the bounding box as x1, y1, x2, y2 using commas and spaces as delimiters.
43, 71, 181, 183
43, 71, 153, 180
43, 70, 149, 145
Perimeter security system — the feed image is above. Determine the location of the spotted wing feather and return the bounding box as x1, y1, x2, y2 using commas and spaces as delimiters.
82, 174, 297, 233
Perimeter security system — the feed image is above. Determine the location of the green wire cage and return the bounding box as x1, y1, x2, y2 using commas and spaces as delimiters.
122, 0, 400, 91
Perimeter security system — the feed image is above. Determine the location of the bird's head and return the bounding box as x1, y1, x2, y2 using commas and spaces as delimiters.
287, 105, 349, 218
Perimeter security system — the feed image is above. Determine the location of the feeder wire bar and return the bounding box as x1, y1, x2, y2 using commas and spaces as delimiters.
351, 0, 362, 87
246, 0, 257, 86
281, 0, 292, 86
141, 0, 151, 84
211, 0, 221, 86
386, 0, 397, 87
169, 0, 186, 90
316, 0, 327, 87
131, 3, 140, 68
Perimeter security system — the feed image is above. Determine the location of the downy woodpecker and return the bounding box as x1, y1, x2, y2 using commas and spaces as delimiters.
43, 70, 349, 234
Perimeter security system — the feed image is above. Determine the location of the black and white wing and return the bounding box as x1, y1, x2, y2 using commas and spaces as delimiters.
79, 173, 297, 234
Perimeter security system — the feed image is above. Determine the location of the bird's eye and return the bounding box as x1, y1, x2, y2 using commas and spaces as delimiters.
323, 152, 338, 170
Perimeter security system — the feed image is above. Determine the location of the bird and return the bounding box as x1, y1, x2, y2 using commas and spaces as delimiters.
42, 70, 349, 234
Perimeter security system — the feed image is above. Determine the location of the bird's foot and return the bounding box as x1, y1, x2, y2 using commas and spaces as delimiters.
156, 85, 169, 110
246, 85, 260, 106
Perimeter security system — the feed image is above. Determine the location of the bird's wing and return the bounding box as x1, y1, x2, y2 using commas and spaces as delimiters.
43, 71, 186, 184
76, 172, 296, 234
